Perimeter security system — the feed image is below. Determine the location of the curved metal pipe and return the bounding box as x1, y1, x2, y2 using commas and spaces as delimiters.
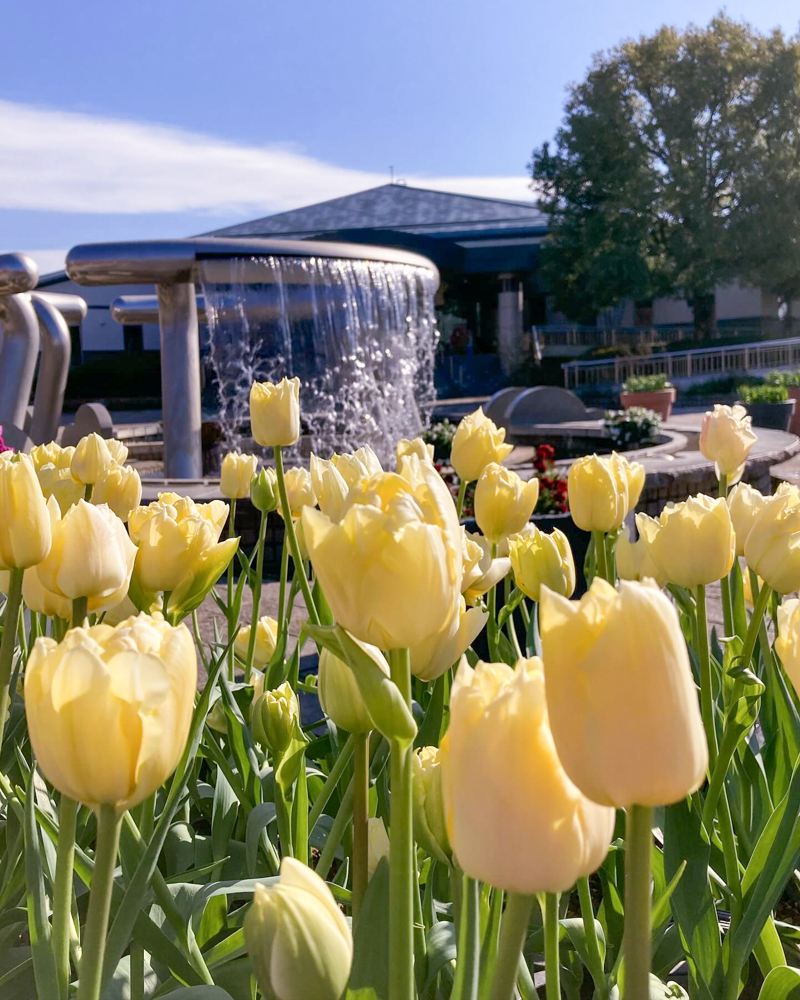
112, 294, 206, 324
0, 294, 40, 432
29, 295, 73, 444
0, 252, 38, 295
35, 291, 88, 326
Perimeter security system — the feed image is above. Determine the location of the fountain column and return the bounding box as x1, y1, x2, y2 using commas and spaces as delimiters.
497, 273, 523, 375
156, 281, 203, 480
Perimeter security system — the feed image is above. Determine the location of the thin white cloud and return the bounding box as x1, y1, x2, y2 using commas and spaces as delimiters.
0, 99, 533, 216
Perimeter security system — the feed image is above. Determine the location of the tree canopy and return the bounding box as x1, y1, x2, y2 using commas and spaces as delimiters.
531, 15, 800, 334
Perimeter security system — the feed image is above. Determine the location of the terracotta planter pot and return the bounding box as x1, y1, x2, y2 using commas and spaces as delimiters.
620, 387, 676, 421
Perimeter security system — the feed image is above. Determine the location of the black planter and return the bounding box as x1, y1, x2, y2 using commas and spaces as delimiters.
739, 398, 796, 432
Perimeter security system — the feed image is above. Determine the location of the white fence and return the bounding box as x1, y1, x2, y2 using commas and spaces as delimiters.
562, 337, 800, 388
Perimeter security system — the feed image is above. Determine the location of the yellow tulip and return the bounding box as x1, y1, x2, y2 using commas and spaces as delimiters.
244, 858, 353, 1000
234, 616, 279, 667
616, 514, 665, 586
744, 488, 800, 594
648, 494, 735, 588
441, 657, 614, 892
106, 438, 128, 465
318, 643, 386, 733
22, 566, 70, 620
409, 597, 487, 681
509, 525, 575, 602
220, 452, 259, 500
24, 613, 196, 810
30, 441, 74, 472
775, 598, 800, 694
0, 453, 51, 569
567, 452, 643, 532
302, 460, 461, 650
331, 446, 382, 487
309, 455, 349, 521
250, 377, 301, 447
70, 432, 114, 485
36, 463, 84, 515
412, 746, 452, 864
132, 505, 238, 597
616, 451, 646, 512
461, 529, 511, 603
474, 463, 539, 545
397, 437, 434, 463
279, 466, 316, 518
92, 463, 142, 521
699, 403, 758, 483
129, 493, 229, 543
36, 499, 136, 602
450, 407, 513, 482
540, 579, 708, 807
252, 681, 300, 755
727, 482, 768, 556
367, 817, 390, 877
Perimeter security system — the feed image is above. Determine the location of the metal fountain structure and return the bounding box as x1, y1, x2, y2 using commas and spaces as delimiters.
0, 253, 86, 447
66, 238, 440, 479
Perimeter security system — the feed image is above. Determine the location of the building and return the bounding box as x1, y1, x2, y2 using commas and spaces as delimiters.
38, 183, 787, 393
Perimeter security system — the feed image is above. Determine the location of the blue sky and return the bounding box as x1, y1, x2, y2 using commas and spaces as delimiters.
2, 0, 799, 270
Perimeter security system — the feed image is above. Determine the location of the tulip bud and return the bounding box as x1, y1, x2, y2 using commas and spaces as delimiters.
250, 377, 301, 447
450, 407, 513, 482
220, 452, 259, 500
367, 817, 390, 878
70, 432, 114, 485
412, 746, 452, 864
540, 579, 708, 807
776, 598, 800, 695
251, 468, 279, 513
744, 488, 800, 594
461, 529, 511, 604
509, 525, 575, 602
567, 452, 643, 532
36, 499, 136, 603
616, 514, 664, 587
234, 616, 279, 668
92, 463, 142, 521
244, 858, 353, 1000
441, 656, 614, 892
279, 466, 316, 518
397, 437, 434, 463
727, 482, 768, 556
24, 613, 196, 810
252, 681, 300, 755
474, 463, 539, 545
648, 494, 735, 588
318, 646, 378, 733
309, 455, 350, 521
700, 403, 757, 483
0, 453, 51, 569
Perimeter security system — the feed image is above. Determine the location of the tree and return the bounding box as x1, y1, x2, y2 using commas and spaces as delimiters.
531, 16, 799, 336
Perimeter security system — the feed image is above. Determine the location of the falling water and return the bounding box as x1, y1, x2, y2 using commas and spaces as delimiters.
199, 254, 439, 467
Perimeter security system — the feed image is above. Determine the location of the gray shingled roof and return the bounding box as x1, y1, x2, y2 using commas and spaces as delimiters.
206, 184, 546, 238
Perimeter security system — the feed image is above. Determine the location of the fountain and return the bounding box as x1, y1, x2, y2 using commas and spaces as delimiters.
67, 238, 440, 477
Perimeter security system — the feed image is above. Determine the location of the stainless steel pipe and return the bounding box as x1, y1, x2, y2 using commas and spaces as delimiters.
29, 293, 86, 444
112, 294, 207, 324
0, 253, 40, 433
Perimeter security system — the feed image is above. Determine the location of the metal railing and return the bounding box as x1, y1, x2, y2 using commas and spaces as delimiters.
562, 336, 800, 388
539, 325, 694, 349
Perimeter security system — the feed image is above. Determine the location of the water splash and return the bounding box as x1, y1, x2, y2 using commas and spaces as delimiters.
199, 254, 438, 466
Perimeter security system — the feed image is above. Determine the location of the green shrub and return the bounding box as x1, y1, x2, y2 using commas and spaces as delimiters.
766, 370, 800, 388
422, 418, 457, 461
738, 383, 789, 404
604, 407, 661, 449
622, 374, 673, 392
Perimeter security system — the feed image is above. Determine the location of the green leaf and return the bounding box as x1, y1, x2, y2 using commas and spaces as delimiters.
348, 856, 391, 1000
245, 802, 278, 877
211, 768, 238, 866
22, 769, 58, 1000
758, 967, 800, 999
157, 989, 235, 999
415, 672, 446, 749
424, 921, 456, 988
169, 537, 240, 622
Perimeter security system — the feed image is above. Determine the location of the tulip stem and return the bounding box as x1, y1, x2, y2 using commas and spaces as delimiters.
307, 732, 357, 834
72, 597, 88, 629
543, 893, 561, 1000
695, 584, 718, 767
226, 498, 237, 681
274, 768, 294, 859
488, 892, 534, 1000
84, 483, 93, 502
488, 545, 500, 660
246, 509, 268, 682
741, 580, 772, 670
53, 795, 78, 1000
456, 478, 468, 521
388, 648, 414, 1000
77, 804, 122, 1000
622, 804, 653, 1000
352, 731, 370, 924
277, 533, 289, 651
452, 873, 480, 1000
593, 531, 609, 583
577, 876, 609, 999
274, 446, 320, 626
0, 566, 23, 754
